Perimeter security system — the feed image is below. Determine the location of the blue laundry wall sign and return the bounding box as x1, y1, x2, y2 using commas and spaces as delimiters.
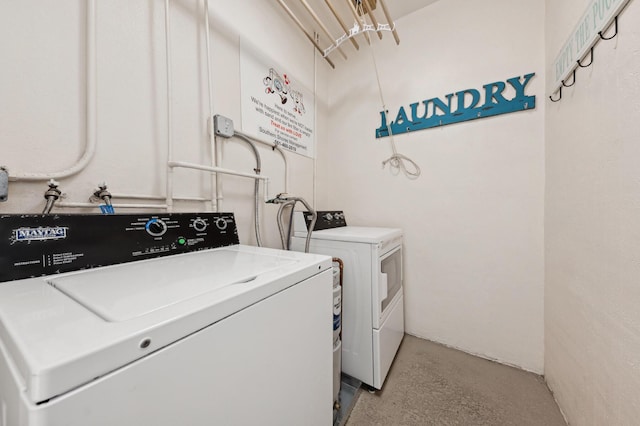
375, 73, 536, 138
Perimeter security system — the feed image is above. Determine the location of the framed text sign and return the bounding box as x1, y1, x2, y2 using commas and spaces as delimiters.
240, 41, 315, 158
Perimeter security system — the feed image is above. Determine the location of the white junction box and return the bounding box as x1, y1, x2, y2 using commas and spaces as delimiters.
213, 114, 234, 138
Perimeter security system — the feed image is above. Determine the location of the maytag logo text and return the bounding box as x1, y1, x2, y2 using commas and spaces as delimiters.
14, 227, 68, 242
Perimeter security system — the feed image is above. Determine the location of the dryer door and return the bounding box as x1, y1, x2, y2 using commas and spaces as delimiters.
374, 245, 402, 328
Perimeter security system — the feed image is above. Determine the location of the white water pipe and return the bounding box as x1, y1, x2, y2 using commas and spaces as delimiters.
203, 0, 218, 212
168, 160, 271, 201
57, 202, 169, 209
111, 193, 210, 202
168, 161, 270, 181
313, 42, 317, 209
55, 193, 208, 212
165, 0, 175, 212
215, 134, 224, 210
9, 0, 97, 181
200, 0, 223, 211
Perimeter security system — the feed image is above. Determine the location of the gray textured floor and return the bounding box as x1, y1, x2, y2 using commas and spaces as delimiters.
346, 335, 566, 426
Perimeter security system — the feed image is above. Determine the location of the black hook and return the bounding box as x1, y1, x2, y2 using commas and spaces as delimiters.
562, 69, 577, 87
599, 16, 618, 40
577, 47, 594, 68
549, 86, 562, 103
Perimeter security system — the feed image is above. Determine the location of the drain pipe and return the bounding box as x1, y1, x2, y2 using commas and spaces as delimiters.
42, 180, 62, 214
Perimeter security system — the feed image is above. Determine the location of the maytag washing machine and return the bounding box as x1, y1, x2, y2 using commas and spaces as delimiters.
291, 211, 404, 390
0, 213, 333, 426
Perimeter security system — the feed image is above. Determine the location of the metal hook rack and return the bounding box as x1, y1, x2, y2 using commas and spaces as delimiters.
549, 86, 562, 103
549, 13, 622, 103
599, 16, 618, 40
561, 69, 576, 88
577, 47, 594, 68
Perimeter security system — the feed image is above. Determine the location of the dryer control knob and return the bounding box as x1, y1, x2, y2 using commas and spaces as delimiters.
215, 218, 228, 230
324, 213, 334, 221
192, 218, 208, 232
145, 218, 167, 237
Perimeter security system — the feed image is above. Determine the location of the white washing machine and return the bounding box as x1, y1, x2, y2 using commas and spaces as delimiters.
291, 211, 404, 390
0, 213, 333, 426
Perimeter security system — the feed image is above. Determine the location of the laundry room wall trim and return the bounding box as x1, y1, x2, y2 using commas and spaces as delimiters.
375, 73, 536, 138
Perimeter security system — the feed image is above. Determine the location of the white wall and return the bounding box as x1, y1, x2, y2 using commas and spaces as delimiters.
11, 5, 640, 422
323, 0, 546, 373
545, 0, 640, 424
0, 0, 330, 248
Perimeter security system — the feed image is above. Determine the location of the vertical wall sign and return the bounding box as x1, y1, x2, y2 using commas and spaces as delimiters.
549, 0, 631, 96
376, 73, 536, 138
240, 40, 315, 158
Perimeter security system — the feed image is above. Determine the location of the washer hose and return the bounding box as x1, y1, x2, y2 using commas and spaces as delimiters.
269, 194, 316, 252
276, 200, 296, 249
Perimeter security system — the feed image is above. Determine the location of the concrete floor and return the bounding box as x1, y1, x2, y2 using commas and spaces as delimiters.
346, 335, 566, 426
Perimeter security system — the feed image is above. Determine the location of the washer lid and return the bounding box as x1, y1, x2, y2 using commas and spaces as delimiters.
0, 245, 331, 404
295, 226, 402, 244
49, 249, 296, 322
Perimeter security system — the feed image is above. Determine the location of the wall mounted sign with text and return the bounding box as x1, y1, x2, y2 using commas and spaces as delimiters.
375, 73, 536, 138
549, 0, 631, 95
240, 41, 315, 158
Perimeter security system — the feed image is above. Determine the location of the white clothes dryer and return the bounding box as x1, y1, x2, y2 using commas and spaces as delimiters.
291, 211, 404, 390
0, 213, 333, 426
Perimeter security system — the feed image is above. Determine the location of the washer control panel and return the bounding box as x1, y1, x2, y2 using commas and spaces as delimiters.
304, 211, 347, 231
0, 213, 239, 283
192, 218, 208, 232
145, 218, 168, 237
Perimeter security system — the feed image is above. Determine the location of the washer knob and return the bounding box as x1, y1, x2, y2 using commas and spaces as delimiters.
145, 218, 167, 237
215, 218, 228, 230
192, 218, 208, 232
323, 213, 334, 221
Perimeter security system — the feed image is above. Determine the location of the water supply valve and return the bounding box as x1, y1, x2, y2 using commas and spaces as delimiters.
93, 182, 112, 204
42, 179, 62, 214
93, 182, 114, 214
44, 179, 62, 200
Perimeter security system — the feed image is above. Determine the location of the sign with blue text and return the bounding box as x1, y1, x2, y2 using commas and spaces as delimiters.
375, 73, 536, 138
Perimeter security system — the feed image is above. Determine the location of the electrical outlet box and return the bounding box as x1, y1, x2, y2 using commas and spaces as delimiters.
213, 115, 234, 138
0, 168, 8, 202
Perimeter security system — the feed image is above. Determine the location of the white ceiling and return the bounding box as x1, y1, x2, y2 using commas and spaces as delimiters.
385, 0, 440, 19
